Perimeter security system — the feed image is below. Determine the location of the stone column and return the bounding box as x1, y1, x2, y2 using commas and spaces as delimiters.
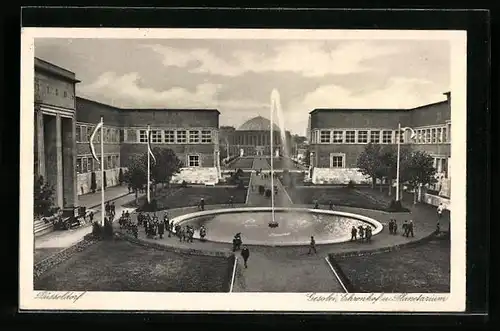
36, 110, 45, 178
62, 117, 76, 207
44, 114, 63, 209
55, 115, 64, 208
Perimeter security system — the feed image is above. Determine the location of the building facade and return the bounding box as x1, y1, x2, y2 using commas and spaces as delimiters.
220, 116, 292, 157
308, 92, 452, 197
35, 58, 221, 206
34, 58, 80, 209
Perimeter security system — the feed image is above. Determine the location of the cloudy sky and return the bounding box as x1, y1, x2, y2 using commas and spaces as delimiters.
35, 38, 450, 135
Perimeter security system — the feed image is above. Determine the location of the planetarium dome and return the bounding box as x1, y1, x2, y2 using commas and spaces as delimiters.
237, 116, 280, 131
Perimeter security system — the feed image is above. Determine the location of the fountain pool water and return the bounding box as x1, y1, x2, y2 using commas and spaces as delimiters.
172, 207, 383, 246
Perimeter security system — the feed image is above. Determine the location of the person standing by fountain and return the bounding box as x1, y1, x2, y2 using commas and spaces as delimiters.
314, 200, 319, 209
199, 197, 205, 211
241, 246, 250, 268
329, 200, 335, 210
350, 226, 358, 241
307, 236, 317, 255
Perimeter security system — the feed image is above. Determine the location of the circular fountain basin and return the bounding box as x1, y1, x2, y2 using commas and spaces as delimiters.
170, 207, 383, 246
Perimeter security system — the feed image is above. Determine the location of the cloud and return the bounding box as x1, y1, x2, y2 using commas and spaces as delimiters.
142, 41, 401, 77
78, 71, 268, 110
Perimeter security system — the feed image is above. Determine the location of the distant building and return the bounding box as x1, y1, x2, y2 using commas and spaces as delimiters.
35, 57, 221, 209
222, 116, 292, 157
308, 93, 451, 198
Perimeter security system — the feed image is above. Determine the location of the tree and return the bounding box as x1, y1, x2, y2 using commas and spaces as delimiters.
378, 145, 412, 197
123, 154, 147, 205
150, 147, 182, 188
404, 151, 438, 204
303, 149, 311, 166
34, 175, 55, 217
118, 168, 124, 185
357, 143, 384, 189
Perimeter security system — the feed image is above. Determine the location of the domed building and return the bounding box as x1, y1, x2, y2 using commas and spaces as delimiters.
222, 116, 291, 157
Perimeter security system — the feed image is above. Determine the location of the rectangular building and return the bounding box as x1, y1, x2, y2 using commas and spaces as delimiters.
308, 92, 452, 197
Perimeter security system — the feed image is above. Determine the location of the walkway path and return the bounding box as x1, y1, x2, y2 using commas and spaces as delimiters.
34, 190, 143, 263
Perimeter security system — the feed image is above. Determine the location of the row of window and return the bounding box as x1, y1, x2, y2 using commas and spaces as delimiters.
138, 129, 213, 144
35, 78, 73, 99
313, 126, 450, 145
327, 153, 449, 180
76, 154, 120, 174
76, 124, 121, 143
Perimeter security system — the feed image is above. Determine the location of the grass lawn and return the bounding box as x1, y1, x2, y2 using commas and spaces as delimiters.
333, 238, 450, 293
125, 186, 248, 210
34, 248, 64, 264
287, 187, 388, 210
35, 240, 234, 292
224, 158, 254, 169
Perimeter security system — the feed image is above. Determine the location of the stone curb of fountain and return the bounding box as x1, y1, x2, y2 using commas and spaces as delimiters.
34, 237, 99, 280
114, 231, 234, 259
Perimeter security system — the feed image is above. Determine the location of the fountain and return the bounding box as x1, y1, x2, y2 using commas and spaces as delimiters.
161, 89, 384, 246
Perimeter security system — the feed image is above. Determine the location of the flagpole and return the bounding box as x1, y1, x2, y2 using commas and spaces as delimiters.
100, 116, 105, 227
147, 124, 151, 204
396, 122, 401, 201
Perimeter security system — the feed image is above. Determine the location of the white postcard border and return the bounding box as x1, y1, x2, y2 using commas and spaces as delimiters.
20, 28, 467, 312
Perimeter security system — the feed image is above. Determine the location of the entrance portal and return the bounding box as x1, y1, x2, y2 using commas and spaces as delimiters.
255, 146, 264, 156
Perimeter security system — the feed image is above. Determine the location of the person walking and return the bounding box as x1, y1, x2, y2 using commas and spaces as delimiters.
199, 198, 205, 211
241, 246, 250, 268
308, 236, 317, 254
329, 200, 334, 210
314, 200, 319, 209
437, 203, 445, 221
407, 220, 414, 238
351, 226, 357, 241
158, 219, 165, 239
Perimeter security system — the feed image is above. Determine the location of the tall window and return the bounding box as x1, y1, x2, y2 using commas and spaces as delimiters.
138, 130, 148, 143
425, 129, 431, 143
345, 131, 356, 143
430, 128, 435, 143
76, 158, 82, 174
370, 130, 380, 143
189, 130, 199, 143
332, 130, 343, 143
320, 130, 331, 143
82, 158, 88, 173
150, 130, 162, 143
87, 157, 93, 172
188, 155, 200, 167
177, 130, 187, 143
357, 130, 368, 143
442, 127, 447, 143
436, 128, 442, 143
164, 130, 175, 143
382, 130, 392, 144
331, 154, 344, 168
76, 125, 82, 142
107, 155, 113, 169
201, 130, 212, 143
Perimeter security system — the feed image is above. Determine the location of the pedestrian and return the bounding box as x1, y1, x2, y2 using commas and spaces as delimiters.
200, 225, 207, 241
241, 246, 250, 268
358, 225, 364, 241
89, 211, 94, 223
329, 200, 334, 210
158, 219, 165, 239
393, 220, 398, 235
308, 236, 317, 254
199, 198, 205, 211
314, 200, 319, 209
388, 219, 394, 234
436, 222, 440, 235
350, 226, 357, 241
407, 220, 414, 237
366, 226, 372, 242
437, 203, 445, 221
402, 220, 408, 237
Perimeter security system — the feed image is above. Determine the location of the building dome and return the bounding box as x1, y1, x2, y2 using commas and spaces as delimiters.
237, 116, 280, 131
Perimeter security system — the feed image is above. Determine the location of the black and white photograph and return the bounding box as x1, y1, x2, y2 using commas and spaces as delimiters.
20, 27, 467, 312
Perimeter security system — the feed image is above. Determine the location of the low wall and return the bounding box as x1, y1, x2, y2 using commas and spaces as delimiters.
169, 207, 384, 246
423, 193, 451, 211
170, 167, 219, 185
77, 167, 127, 196
312, 168, 371, 185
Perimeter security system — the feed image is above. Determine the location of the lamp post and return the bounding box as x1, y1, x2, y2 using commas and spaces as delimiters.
395, 124, 416, 201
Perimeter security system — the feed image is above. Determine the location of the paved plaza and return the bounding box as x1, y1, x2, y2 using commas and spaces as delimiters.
35, 156, 449, 292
